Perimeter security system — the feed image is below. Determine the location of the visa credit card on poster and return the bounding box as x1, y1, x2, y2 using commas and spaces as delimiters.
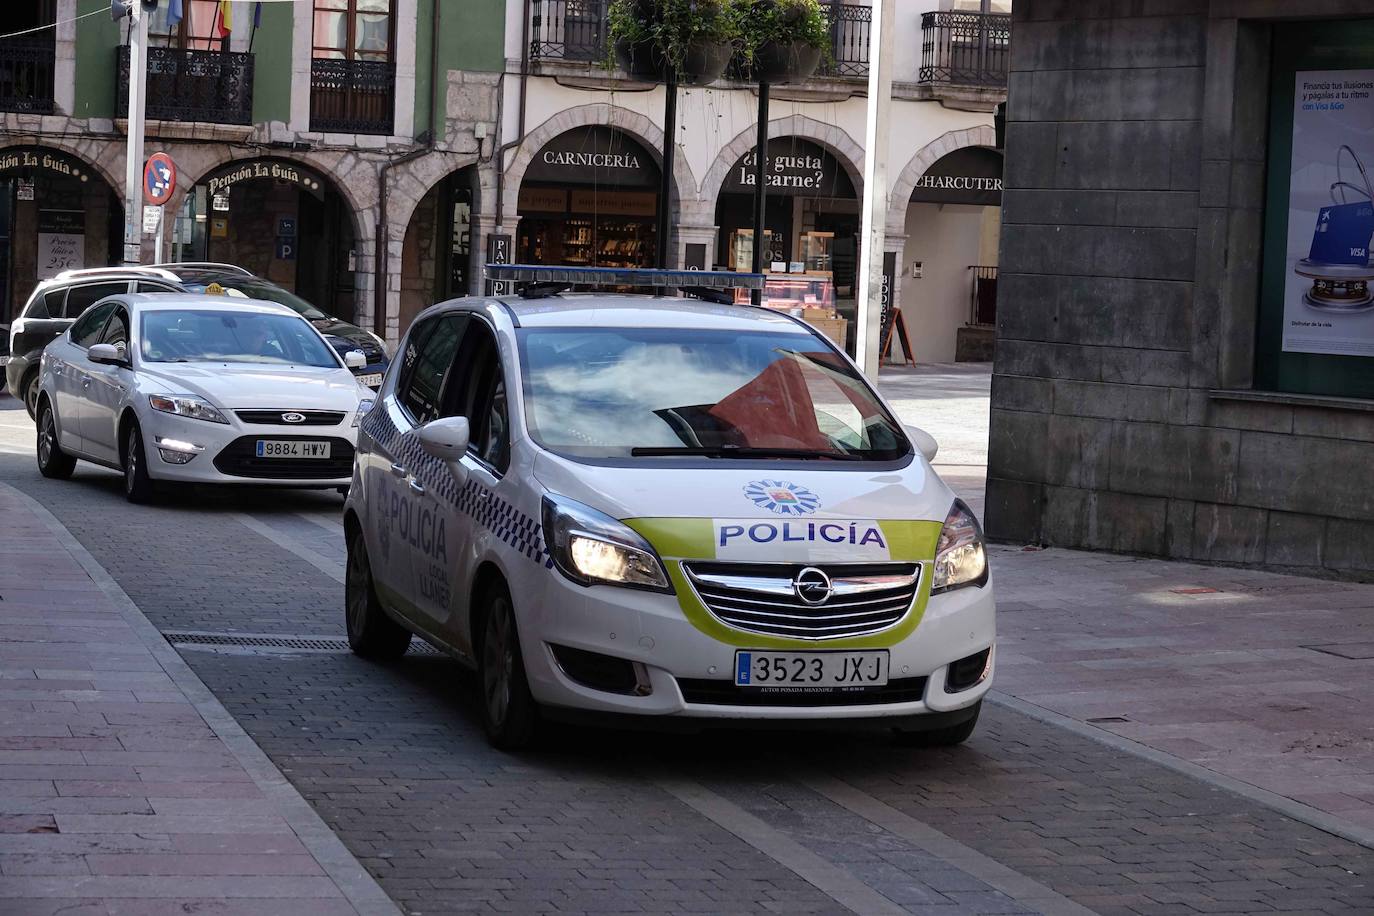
1308, 201, 1374, 265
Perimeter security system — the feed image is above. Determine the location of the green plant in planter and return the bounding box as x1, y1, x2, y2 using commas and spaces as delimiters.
608, 0, 739, 84
733, 0, 829, 82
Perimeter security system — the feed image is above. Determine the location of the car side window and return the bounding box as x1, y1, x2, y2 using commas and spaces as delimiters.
69, 301, 119, 349
100, 306, 130, 350
136, 282, 176, 294
444, 322, 509, 473
64, 282, 129, 319
27, 288, 65, 319
398, 314, 467, 427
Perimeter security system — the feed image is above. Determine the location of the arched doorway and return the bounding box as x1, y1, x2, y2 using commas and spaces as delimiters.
903, 146, 1003, 362
399, 165, 478, 332
515, 126, 661, 269
0, 146, 122, 323
171, 158, 359, 322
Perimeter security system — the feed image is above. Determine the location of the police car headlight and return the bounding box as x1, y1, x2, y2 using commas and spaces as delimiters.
542, 495, 672, 592
931, 499, 988, 594
148, 394, 229, 424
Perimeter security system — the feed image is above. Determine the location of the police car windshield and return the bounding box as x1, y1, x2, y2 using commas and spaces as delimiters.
518, 327, 909, 461
140, 310, 340, 368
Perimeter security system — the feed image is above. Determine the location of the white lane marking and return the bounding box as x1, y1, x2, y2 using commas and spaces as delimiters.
297, 511, 345, 533
656, 778, 909, 916
802, 773, 1099, 916
231, 512, 345, 585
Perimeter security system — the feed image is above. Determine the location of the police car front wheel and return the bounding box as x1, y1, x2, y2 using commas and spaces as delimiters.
478, 584, 541, 750
345, 529, 412, 659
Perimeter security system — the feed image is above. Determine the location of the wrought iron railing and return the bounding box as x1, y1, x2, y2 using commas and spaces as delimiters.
118, 46, 254, 125
0, 39, 56, 114
919, 11, 1011, 89
529, 0, 870, 78
310, 58, 396, 135
821, 1, 870, 78
968, 265, 998, 327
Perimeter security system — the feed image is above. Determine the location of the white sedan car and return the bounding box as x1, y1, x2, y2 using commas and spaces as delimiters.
36, 294, 374, 502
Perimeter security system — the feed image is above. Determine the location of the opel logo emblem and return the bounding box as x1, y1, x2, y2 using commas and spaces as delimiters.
281, 412, 306, 424
793, 566, 833, 606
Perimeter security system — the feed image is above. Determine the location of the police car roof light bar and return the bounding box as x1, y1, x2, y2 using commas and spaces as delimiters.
485, 264, 767, 292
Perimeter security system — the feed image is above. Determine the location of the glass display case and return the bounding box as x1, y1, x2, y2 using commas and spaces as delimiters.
733, 275, 836, 310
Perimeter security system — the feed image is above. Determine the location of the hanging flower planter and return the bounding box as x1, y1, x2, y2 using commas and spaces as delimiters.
750, 38, 823, 84
608, 0, 737, 85
735, 0, 830, 85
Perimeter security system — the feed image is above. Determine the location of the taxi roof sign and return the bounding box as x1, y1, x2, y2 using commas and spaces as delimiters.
485, 264, 766, 291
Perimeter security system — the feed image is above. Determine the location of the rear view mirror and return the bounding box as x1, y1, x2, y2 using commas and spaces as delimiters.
88, 343, 127, 367
344, 350, 367, 369
905, 425, 939, 463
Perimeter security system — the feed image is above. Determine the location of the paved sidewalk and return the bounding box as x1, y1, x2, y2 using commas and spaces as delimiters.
0, 483, 398, 915
881, 362, 1374, 846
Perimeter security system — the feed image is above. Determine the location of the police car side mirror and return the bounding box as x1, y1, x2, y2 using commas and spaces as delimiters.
344, 350, 367, 369
417, 417, 471, 477
905, 425, 939, 463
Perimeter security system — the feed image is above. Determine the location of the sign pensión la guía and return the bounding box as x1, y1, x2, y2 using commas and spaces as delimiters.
206, 161, 322, 197
0, 150, 88, 181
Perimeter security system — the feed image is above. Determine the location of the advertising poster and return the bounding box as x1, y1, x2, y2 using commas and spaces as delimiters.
1283, 69, 1374, 355
36, 209, 84, 280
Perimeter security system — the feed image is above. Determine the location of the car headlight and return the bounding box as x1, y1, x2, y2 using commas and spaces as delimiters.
931, 499, 988, 594
352, 398, 374, 428
542, 494, 671, 592
148, 394, 229, 424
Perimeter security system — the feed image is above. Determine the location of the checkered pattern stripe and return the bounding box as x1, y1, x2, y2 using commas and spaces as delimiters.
362, 410, 553, 568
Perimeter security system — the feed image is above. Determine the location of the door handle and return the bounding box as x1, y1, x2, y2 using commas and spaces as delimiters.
390, 463, 406, 477
408, 479, 425, 495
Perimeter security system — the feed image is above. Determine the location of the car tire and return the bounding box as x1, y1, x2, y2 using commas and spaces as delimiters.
23, 370, 41, 420
123, 422, 157, 504
344, 527, 412, 660
35, 400, 76, 480
893, 700, 981, 748
478, 582, 541, 750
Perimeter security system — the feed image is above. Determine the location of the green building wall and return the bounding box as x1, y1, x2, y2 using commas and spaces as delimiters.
415, 0, 507, 138
73, 8, 121, 119
250, 4, 294, 124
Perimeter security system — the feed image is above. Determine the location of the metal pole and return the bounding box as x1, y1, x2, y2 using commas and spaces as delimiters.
122, 6, 148, 265
749, 81, 769, 305
656, 76, 677, 269
855, 0, 893, 378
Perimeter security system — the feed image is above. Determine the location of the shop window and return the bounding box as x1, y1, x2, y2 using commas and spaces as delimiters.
1256, 19, 1374, 400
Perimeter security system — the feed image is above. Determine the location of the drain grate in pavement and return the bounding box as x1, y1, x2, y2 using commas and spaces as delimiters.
162, 630, 444, 656
1302, 643, 1374, 660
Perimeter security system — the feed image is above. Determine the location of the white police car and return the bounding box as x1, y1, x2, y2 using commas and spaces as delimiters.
344, 266, 994, 749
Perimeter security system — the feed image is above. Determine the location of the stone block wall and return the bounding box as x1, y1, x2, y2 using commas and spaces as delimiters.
986, 0, 1374, 579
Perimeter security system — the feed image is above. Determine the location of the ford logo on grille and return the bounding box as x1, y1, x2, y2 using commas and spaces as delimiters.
793, 567, 833, 605
281, 412, 306, 424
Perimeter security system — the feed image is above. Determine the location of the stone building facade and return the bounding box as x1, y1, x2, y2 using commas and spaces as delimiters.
987, 0, 1374, 578
1, 0, 1009, 361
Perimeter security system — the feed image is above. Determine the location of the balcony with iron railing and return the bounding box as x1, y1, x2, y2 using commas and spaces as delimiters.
310, 58, 396, 135
0, 38, 56, 115
918, 10, 1010, 107
117, 45, 254, 126
528, 0, 872, 80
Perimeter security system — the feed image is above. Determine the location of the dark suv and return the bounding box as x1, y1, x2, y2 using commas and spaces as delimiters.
5, 263, 389, 417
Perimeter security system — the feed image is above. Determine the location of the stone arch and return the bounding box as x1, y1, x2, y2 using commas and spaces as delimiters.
386, 152, 482, 248
887, 125, 998, 225
499, 103, 698, 226
699, 114, 866, 208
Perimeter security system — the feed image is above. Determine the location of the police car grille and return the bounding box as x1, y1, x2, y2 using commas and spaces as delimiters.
235, 410, 347, 426
682, 562, 921, 640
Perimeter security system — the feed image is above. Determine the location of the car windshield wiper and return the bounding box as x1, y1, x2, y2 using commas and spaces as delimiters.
629, 446, 862, 460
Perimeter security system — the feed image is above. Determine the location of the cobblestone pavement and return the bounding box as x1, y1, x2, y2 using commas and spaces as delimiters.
2, 392, 1373, 915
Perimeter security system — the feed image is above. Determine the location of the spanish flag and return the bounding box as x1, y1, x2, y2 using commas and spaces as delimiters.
213, 1, 232, 37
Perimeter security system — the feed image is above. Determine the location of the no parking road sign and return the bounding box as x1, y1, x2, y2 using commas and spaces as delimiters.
144, 153, 177, 206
